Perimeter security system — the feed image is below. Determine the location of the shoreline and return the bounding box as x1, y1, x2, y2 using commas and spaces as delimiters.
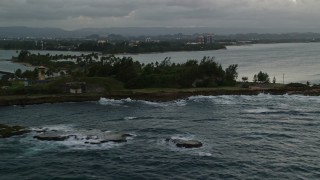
1, 87, 320, 106
15, 61, 34, 68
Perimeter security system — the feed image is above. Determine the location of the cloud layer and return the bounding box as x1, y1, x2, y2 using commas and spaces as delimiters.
0, 0, 319, 31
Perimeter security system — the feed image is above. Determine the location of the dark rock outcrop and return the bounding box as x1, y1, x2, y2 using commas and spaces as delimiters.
85, 132, 133, 144
166, 138, 203, 148
0, 124, 30, 138
100, 133, 132, 143
33, 129, 134, 144
33, 132, 70, 141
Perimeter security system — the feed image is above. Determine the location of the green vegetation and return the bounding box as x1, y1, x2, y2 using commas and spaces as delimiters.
286, 83, 309, 88
12, 51, 238, 91
0, 50, 241, 98
78, 42, 226, 54
0, 39, 226, 53
0, 76, 124, 96
15, 50, 78, 70
0, 40, 38, 50
84, 56, 238, 88
7, 50, 316, 105
253, 71, 270, 83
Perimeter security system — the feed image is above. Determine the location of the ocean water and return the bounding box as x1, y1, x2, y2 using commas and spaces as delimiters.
1, 94, 320, 179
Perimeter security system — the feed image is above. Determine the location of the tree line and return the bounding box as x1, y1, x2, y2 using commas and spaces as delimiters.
13, 51, 238, 89
0, 40, 226, 54
84, 56, 238, 88
77, 41, 226, 54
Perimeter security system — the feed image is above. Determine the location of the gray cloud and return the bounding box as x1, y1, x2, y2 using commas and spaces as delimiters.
0, 0, 320, 31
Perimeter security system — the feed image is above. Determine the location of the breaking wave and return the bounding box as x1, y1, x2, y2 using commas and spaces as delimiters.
98, 94, 320, 108
28, 125, 136, 150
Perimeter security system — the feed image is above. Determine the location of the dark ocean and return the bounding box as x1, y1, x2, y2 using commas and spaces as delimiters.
1, 94, 320, 179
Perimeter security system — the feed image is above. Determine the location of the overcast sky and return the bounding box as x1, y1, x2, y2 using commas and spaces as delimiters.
0, 0, 319, 31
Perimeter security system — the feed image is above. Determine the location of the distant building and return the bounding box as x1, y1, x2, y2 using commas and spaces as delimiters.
204, 34, 214, 44
129, 41, 140, 47
145, 38, 160, 43
197, 35, 205, 44
97, 40, 108, 44
197, 33, 214, 44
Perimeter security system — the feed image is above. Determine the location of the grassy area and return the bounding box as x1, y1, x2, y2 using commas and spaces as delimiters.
80, 77, 124, 90
1, 78, 315, 107
0, 76, 125, 96
129, 83, 286, 94
46, 76, 124, 90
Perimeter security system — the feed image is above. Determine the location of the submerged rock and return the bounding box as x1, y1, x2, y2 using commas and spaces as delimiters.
32, 127, 50, 133
100, 133, 132, 143
0, 124, 30, 138
33, 129, 134, 144
33, 132, 71, 141
85, 132, 133, 144
166, 138, 203, 148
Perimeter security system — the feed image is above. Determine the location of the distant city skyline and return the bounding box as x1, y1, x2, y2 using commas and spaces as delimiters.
0, 0, 320, 32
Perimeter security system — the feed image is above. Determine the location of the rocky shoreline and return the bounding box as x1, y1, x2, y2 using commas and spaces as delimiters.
1, 124, 203, 148
0, 94, 101, 106
0, 87, 320, 106
0, 124, 30, 138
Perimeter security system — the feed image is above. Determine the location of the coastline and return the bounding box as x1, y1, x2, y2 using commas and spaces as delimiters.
15, 61, 34, 67
1, 87, 320, 106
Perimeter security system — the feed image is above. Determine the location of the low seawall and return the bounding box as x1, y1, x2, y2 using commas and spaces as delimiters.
1, 87, 319, 106
0, 95, 101, 106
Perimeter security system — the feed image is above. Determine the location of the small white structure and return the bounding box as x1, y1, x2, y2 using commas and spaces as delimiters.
65, 82, 86, 94
70, 88, 82, 94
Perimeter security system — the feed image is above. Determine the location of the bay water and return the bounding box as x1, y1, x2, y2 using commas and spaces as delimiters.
1, 43, 320, 83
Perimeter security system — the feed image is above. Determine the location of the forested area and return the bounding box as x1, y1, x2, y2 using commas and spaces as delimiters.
0, 40, 226, 53
13, 51, 238, 89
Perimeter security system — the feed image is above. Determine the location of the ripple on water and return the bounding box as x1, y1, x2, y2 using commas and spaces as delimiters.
1, 94, 320, 179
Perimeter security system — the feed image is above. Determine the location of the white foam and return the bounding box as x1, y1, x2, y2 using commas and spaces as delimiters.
138, 100, 168, 107
99, 97, 188, 107
98, 98, 124, 106
30, 126, 135, 150
198, 152, 213, 157
213, 98, 235, 105
124, 117, 137, 120
257, 93, 272, 98
170, 134, 195, 141
57, 136, 124, 150
157, 134, 214, 157
244, 108, 277, 114
139, 99, 188, 107
188, 95, 236, 105
98, 97, 166, 107
122, 98, 133, 102
284, 94, 320, 103
58, 137, 124, 150
31, 124, 75, 132
188, 95, 212, 101
240, 95, 255, 101
173, 99, 187, 106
